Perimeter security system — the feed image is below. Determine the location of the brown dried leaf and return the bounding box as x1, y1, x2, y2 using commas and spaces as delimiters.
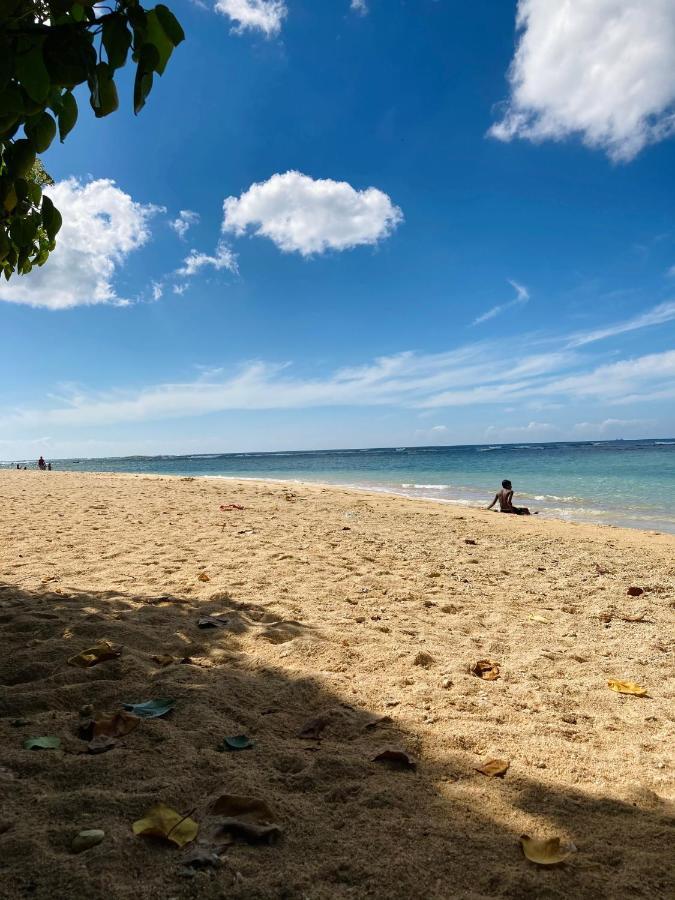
520, 834, 575, 865
475, 758, 510, 777
210, 794, 282, 844
87, 735, 116, 754
627, 586, 644, 597
373, 748, 416, 770
67, 640, 122, 668
198, 572, 210, 582
298, 714, 331, 740
470, 659, 500, 680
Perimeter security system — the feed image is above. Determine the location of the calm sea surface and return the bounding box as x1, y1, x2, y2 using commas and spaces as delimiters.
9, 440, 675, 534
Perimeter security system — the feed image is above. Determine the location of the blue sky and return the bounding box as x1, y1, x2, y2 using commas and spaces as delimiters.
2, 0, 675, 459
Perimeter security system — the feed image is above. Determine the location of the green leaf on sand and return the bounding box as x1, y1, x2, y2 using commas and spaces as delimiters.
122, 699, 175, 719
24, 736, 61, 750
217, 735, 253, 752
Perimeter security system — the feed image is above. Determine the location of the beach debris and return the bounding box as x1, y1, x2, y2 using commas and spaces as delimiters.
87, 735, 116, 754
67, 640, 122, 668
529, 614, 550, 624
132, 804, 199, 848
364, 715, 393, 731
595, 564, 612, 575
520, 835, 575, 866
298, 714, 331, 740
619, 611, 648, 623
217, 735, 253, 752
71, 829, 105, 853
210, 794, 282, 844
198, 572, 210, 582
182, 843, 223, 868
475, 758, 510, 778
627, 586, 644, 597
151, 654, 175, 667
464, 538, 477, 545
23, 736, 60, 751
197, 615, 231, 629
220, 504, 244, 511
372, 748, 416, 770
470, 659, 500, 680
441, 676, 453, 689
122, 699, 175, 719
607, 679, 648, 697
79, 710, 140, 743
413, 651, 435, 668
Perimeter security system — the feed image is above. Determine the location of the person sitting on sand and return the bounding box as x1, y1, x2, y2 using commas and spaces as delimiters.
487, 479, 530, 515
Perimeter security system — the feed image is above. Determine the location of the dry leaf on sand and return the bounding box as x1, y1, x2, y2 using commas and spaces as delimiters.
298, 715, 331, 740
72, 829, 105, 853
198, 572, 210, 582
151, 654, 175, 667
470, 659, 500, 680
373, 748, 417, 770
67, 640, 122, 668
607, 679, 648, 697
475, 758, 510, 777
627, 586, 644, 597
210, 794, 282, 844
197, 615, 231, 629
520, 834, 575, 865
80, 710, 140, 742
132, 803, 199, 848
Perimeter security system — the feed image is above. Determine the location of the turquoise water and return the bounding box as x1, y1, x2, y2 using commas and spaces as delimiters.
13, 439, 674, 534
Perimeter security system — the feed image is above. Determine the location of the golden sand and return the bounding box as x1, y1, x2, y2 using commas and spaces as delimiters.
0, 470, 673, 899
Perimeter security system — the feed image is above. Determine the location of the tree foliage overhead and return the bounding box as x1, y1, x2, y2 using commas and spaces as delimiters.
0, 0, 184, 280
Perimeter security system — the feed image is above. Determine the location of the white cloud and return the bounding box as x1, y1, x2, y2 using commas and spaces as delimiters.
176, 241, 238, 277
567, 299, 675, 346
222, 171, 403, 255
572, 417, 654, 437
0, 178, 158, 310
169, 210, 200, 240
214, 0, 287, 37
151, 282, 164, 301
431, 424, 447, 432
351, 0, 368, 14
485, 421, 561, 441
473, 279, 530, 325
490, 0, 675, 162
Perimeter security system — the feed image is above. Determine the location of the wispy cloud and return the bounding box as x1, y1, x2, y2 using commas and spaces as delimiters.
473, 280, 530, 325
169, 210, 200, 240
214, 0, 287, 37
567, 299, 675, 346
351, 0, 368, 15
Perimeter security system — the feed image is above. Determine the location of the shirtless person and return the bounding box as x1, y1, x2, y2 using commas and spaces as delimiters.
487, 479, 530, 515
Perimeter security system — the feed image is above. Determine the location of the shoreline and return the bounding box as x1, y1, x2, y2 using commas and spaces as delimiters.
34, 467, 675, 539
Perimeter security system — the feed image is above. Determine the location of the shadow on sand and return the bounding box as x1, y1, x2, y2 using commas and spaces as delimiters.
0, 582, 672, 900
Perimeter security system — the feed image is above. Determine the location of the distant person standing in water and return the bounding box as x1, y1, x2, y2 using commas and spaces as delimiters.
38, 456, 46, 470
487, 479, 530, 515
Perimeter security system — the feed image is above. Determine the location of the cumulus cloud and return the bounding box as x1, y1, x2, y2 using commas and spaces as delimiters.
214, 0, 287, 37
0, 178, 158, 310
351, 0, 368, 14
490, 0, 675, 161
169, 209, 200, 240
222, 171, 403, 255
176, 241, 238, 277
473, 280, 530, 325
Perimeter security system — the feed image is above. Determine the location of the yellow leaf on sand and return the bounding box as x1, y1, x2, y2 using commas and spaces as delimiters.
520, 835, 575, 865
607, 679, 647, 697
68, 640, 122, 668
198, 572, 210, 582
475, 758, 509, 777
470, 659, 500, 680
132, 803, 198, 848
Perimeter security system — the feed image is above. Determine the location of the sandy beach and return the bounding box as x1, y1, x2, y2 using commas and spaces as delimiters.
0, 469, 673, 900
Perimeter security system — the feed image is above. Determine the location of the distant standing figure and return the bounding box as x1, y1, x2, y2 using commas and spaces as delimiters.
487, 479, 530, 516
38, 456, 47, 470
47, 462, 52, 471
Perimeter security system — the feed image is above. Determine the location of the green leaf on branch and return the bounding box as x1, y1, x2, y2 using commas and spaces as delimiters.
145, 10, 174, 75
90, 63, 119, 118
133, 45, 158, 114
16, 41, 51, 104
41, 195, 62, 240
10, 140, 36, 178
25, 112, 57, 153
155, 5, 186, 46
58, 91, 77, 141
102, 14, 132, 70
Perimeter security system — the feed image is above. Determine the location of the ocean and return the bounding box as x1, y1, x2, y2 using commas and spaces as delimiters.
13, 439, 675, 535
